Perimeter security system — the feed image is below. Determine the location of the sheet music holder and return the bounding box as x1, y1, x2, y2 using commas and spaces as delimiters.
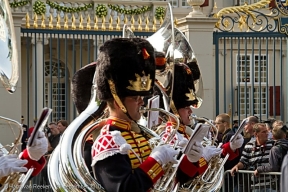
230, 118, 248, 143
27, 107, 52, 147
183, 123, 210, 155
147, 95, 160, 129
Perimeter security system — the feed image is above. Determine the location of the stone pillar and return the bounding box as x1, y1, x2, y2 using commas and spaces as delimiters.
187, 0, 206, 17
177, 17, 218, 119
31, 37, 48, 119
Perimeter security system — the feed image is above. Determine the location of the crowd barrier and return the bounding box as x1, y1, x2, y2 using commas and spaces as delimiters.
21, 169, 282, 191
221, 170, 281, 192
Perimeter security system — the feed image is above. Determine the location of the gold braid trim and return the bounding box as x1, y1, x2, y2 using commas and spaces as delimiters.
108, 80, 127, 113
170, 100, 180, 120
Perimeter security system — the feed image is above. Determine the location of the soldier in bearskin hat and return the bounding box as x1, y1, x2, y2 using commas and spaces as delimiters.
153, 58, 245, 184
71, 37, 214, 192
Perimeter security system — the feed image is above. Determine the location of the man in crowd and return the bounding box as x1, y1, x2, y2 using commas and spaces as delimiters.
231, 123, 275, 192
255, 124, 288, 174
243, 116, 259, 145
57, 120, 68, 135
47, 122, 61, 154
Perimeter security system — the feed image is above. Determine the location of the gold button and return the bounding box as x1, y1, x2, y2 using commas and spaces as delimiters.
152, 173, 156, 178
148, 170, 153, 174
112, 121, 116, 125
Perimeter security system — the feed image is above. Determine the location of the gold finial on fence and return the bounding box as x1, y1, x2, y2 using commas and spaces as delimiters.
86, 15, 91, 30
101, 16, 106, 30
116, 16, 120, 31
124, 15, 128, 25
94, 16, 98, 30
33, 13, 38, 28
152, 17, 156, 32
145, 16, 149, 31
131, 15, 135, 31
71, 14, 76, 30
56, 13, 61, 29
79, 14, 83, 30
64, 14, 68, 29
159, 17, 163, 26
41, 14, 45, 29
109, 16, 113, 31
138, 16, 142, 31
48, 14, 53, 29
25, 13, 30, 28
174, 17, 178, 28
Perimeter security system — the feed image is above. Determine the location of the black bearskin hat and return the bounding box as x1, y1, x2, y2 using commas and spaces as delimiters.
96, 38, 155, 101
172, 63, 198, 109
187, 59, 200, 81
71, 62, 96, 113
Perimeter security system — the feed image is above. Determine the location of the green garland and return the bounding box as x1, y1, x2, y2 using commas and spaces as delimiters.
33, 0, 46, 15
108, 4, 151, 15
155, 6, 165, 20
46, 0, 93, 13
95, 4, 107, 18
10, 0, 30, 8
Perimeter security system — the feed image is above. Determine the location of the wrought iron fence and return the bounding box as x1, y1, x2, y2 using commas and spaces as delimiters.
213, 31, 288, 124
21, 29, 153, 125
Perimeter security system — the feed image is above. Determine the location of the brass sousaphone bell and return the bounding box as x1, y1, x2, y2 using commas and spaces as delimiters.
0, 0, 19, 93
123, 4, 204, 110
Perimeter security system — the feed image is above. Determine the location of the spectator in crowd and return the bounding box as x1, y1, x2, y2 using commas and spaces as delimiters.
57, 120, 68, 135
243, 116, 259, 145
41, 122, 61, 186
21, 116, 28, 150
214, 114, 244, 191
215, 114, 234, 144
232, 120, 239, 133
231, 123, 275, 192
263, 119, 275, 140
254, 125, 288, 175
47, 122, 61, 154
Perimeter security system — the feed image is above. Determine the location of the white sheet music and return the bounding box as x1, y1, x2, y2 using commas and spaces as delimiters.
147, 95, 160, 129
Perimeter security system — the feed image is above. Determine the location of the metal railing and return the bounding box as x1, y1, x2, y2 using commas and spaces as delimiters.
221, 170, 281, 192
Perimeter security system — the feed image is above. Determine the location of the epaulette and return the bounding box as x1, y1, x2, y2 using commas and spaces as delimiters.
91, 125, 131, 166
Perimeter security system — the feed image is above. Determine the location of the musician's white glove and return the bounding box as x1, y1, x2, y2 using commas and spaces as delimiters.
186, 142, 203, 163
230, 135, 244, 151
177, 133, 188, 148
27, 131, 48, 161
0, 152, 28, 178
202, 146, 222, 162
150, 145, 178, 165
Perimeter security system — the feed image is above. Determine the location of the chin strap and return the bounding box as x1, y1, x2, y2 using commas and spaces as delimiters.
108, 79, 139, 123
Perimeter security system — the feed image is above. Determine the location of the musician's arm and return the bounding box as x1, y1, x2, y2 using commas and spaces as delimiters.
176, 156, 208, 185
94, 154, 163, 192
20, 149, 46, 177
221, 142, 239, 160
